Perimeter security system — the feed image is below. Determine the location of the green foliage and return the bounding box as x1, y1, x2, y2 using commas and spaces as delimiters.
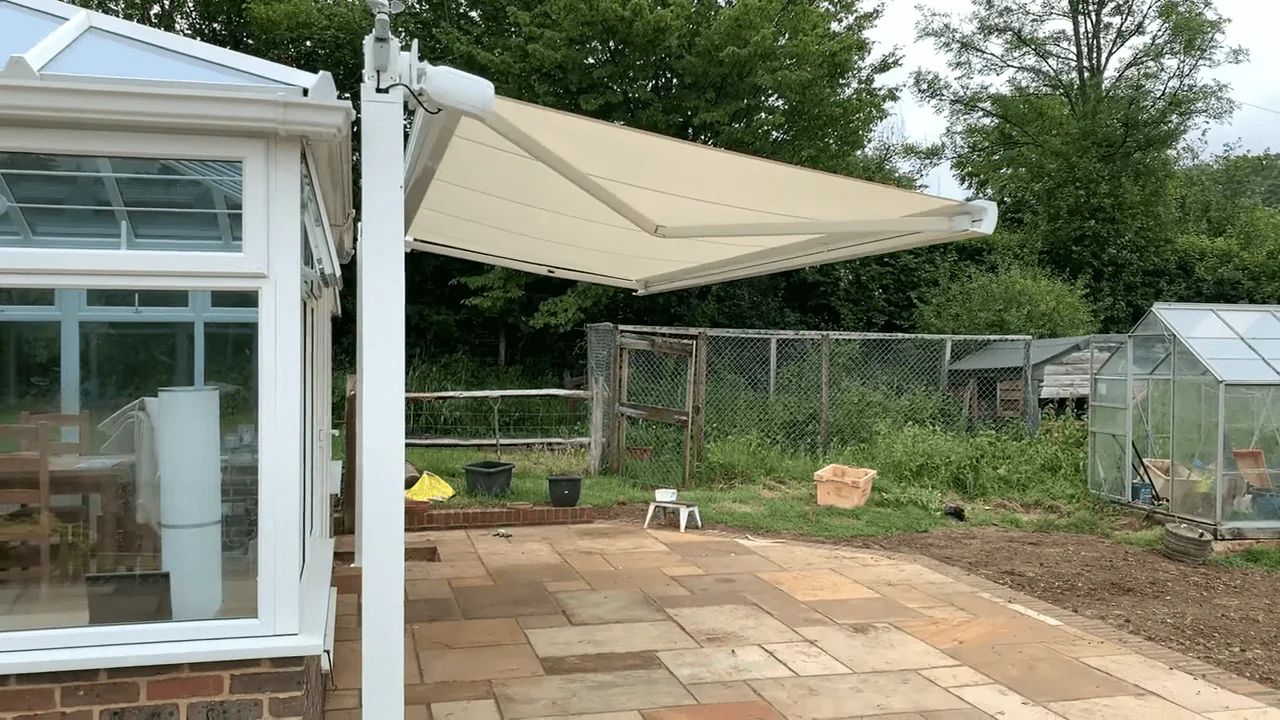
915, 266, 1098, 338
915, 0, 1246, 329
1214, 545, 1280, 573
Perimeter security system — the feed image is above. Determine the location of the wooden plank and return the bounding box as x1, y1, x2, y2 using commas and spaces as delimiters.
406, 388, 591, 401
406, 437, 590, 448
611, 346, 630, 474
820, 334, 831, 454
618, 402, 689, 425
619, 333, 695, 356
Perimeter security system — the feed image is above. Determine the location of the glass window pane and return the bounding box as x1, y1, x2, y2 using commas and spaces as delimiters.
1090, 406, 1127, 434
0, 288, 54, 306
0, 152, 243, 253
1090, 432, 1126, 498
211, 291, 258, 309
1212, 359, 1280, 382
0, 286, 259, 632
1188, 337, 1256, 360
1248, 340, 1280, 360
1160, 308, 1234, 338
1219, 310, 1280, 339
87, 290, 190, 308
43, 27, 286, 86
1170, 374, 1219, 521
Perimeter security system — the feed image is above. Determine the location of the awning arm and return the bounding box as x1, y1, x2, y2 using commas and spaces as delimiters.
485, 113, 661, 235
404, 106, 461, 218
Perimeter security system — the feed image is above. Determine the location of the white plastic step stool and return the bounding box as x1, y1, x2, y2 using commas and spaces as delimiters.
643, 500, 702, 533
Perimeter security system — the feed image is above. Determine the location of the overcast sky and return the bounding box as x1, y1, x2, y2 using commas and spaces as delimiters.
868, 0, 1280, 199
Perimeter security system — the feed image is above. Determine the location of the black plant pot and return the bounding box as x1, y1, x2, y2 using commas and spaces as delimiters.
548, 474, 583, 507
464, 460, 515, 495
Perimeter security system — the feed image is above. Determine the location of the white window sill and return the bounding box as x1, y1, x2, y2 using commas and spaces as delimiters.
0, 537, 334, 675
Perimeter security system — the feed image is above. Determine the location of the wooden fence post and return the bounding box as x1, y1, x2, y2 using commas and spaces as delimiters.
610, 345, 629, 474
588, 374, 606, 476
691, 331, 709, 469
820, 335, 831, 455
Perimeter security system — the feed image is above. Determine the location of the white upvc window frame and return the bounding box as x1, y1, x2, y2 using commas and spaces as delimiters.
0, 133, 305, 660
0, 127, 271, 277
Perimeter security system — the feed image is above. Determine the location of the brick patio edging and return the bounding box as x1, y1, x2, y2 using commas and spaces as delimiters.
879, 548, 1280, 708
404, 503, 594, 531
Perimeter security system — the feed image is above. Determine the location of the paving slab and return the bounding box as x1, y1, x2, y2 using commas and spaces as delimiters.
758, 569, 879, 601
749, 671, 973, 719
546, 580, 593, 592
405, 681, 493, 705
1082, 654, 1265, 713
1046, 694, 1204, 720
807, 597, 923, 624
540, 651, 665, 676
420, 644, 545, 684
525, 714, 643, 720
896, 616, 1075, 649
762, 642, 851, 676
454, 582, 561, 619
668, 540, 749, 558
687, 682, 761, 704
476, 540, 565, 569
406, 579, 454, 600
874, 585, 951, 608
493, 669, 696, 719
640, 701, 786, 720
413, 618, 526, 650
657, 646, 795, 684
688, 554, 783, 574
948, 684, 1063, 719
580, 569, 691, 596
921, 710, 997, 719
675, 573, 778, 596
554, 535, 670, 555
525, 621, 699, 657
491, 564, 584, 585
606, 551, 684, 569
917, 666, 992, 688
406, 597, 462, 623
662, 565, 705, 577
1204, 710, 1280, 720
554, 589, 667, 625
431, 699, 502, 720
837, 564, 957, 587
519, 614, 570, 629
748, 544, 848, 570
655, 591, 756, 609
407, 559, 489, 580
667, 604, 802, 646
745, 586, 835, 628
799, 624, 958, 673
562, 552, 616, 573
948, 644, 1140, 703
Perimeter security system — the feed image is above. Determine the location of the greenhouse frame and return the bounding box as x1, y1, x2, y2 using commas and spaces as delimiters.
1090, 302, 1280, 538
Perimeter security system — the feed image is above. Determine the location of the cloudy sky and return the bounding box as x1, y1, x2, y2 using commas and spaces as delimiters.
868, 0, 1280, 199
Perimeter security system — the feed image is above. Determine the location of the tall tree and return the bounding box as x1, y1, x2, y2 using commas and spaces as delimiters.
914, 0, 1245, 328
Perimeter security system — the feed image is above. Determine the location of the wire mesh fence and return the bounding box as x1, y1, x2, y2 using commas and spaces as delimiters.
587, 323, 1034, 483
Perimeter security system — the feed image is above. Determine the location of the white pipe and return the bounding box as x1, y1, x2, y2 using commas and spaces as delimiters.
158, 386, 223, 620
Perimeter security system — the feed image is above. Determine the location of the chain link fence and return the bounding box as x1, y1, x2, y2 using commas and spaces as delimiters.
588, 324, 1034, 481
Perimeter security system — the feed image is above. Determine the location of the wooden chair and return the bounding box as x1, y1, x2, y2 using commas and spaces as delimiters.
20, 411, 92, 456
0, 424, 53, 589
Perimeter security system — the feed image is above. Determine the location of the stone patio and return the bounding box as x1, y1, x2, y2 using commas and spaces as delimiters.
326, 522, 1280, 720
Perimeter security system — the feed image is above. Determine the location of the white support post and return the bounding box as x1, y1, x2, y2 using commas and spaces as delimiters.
357, 25, 406, 720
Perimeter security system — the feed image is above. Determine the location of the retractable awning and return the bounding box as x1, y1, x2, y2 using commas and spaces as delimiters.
403, 96, 997, 295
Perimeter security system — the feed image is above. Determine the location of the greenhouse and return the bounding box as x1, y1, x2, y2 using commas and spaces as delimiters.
1090, 303, 1280, 538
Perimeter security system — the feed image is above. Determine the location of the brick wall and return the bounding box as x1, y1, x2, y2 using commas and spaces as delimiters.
0, 655, 323, 720
404, 504, 593, 531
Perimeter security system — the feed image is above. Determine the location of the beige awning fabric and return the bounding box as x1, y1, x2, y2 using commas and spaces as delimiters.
404, 96, 996, 295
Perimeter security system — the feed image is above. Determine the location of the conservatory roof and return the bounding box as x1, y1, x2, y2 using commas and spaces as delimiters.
1147, 303, 1280, 383
403, 97, 998, 295
0, 0, 335, 96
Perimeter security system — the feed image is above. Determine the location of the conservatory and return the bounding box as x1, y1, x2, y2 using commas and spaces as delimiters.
1090, 303, 1280, 538
0, 0, 352, 686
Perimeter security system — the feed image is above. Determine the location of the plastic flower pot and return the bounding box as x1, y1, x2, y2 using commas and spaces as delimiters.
463, 460, 515, 495
548, 474, 582, 508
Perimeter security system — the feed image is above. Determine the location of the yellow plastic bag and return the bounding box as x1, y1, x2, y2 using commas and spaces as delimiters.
405, 471, 456, 502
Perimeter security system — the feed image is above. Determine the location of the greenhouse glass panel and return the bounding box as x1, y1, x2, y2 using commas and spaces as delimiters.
1090, 432, 1126, 499
1219, 310, 1280, 339
1169, 340, 1219, 521
1222, 386, 1280, 523
1160, 308, 1234, 338
1213, 359, 1280, 383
